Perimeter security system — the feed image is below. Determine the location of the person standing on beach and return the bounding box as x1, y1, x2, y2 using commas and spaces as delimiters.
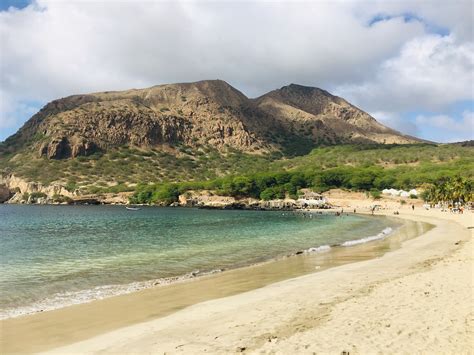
412, 204, 415, 211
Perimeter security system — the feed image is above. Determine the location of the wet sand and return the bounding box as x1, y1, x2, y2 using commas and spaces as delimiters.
0, 216, 428, 353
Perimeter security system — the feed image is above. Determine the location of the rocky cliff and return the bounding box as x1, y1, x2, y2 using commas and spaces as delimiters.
0, 174, 76, 203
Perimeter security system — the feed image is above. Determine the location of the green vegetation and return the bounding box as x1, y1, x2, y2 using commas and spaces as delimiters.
370, 189, 382, 200
0, 145, 275, 188
131, 160, 473, 205
52, 194, 73, 203
420, 176, 472, 205
1, 143, 473, 204
273, 143, 471, 170
65, 181, 78, 192
29, 192, 47, 199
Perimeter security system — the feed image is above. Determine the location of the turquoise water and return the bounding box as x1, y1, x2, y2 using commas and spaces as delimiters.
0, 205, 399, 318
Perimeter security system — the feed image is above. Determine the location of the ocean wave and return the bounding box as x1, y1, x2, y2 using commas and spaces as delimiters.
0, 268, 224, 320
305, 245, 331, 253
340, 227, 393, 247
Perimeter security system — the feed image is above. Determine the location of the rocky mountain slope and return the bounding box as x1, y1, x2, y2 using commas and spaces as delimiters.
254, 84, 415, 144
1, 80, 418, 161
0, 80, 424, 198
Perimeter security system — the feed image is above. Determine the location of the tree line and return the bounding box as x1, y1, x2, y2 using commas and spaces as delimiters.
130, 164, 473, 205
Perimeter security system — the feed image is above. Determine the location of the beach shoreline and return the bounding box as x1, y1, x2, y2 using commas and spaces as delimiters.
1, 206, 472, 354
0, 209, 405, 321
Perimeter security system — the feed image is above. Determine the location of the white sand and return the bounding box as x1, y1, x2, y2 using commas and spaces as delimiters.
42, 208, 473, 354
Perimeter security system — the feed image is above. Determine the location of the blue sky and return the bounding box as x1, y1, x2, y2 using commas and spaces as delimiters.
0, 0, 30, 11
1, 0, 473, 143
368, 12, 450, 37
406, 101, 473, 142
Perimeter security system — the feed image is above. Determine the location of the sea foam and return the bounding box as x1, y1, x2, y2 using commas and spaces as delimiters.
341, 227, 393, 247
305, 245, 331, 253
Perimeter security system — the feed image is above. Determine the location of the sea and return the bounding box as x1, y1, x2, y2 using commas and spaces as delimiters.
0, 204, 402, 319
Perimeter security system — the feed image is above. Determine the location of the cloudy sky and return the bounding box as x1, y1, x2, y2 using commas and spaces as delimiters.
0, 0, 473, 142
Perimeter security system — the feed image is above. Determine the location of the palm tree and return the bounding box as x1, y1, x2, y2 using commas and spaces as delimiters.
421, 176, 473, 206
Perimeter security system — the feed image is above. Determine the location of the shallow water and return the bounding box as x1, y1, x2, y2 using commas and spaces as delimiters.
0, 205, 400, 318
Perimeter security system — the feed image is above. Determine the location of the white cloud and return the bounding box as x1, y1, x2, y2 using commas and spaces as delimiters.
336, 34, 474, 112
0, 0, 472, 142
415, 110, 474, 142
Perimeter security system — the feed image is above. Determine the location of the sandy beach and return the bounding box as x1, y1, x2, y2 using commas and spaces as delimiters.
1, 203, 472, 354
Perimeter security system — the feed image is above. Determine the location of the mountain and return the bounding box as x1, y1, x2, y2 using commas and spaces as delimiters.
254, 84, 416, 145
0, 80, 423, 191
2, 80, 273, 159
2, 80, 417, 160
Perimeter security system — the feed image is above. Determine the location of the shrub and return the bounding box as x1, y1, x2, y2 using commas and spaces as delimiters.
260, 187, 285, 200
52, 194, 72, 203
88, 186, 104, 194
65, 182, 78, 192
107, 183, 134, 193
151, 184, 180, 204
30, 192, 47, 199
370, 189, 381, 200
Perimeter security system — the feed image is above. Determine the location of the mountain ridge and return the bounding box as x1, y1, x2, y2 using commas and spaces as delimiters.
1, 79, 419, 161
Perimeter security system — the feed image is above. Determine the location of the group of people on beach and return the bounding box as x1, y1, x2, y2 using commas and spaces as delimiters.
450, 206, 465, 214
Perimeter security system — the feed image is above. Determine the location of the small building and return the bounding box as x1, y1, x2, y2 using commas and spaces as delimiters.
297, 191, 326, 207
